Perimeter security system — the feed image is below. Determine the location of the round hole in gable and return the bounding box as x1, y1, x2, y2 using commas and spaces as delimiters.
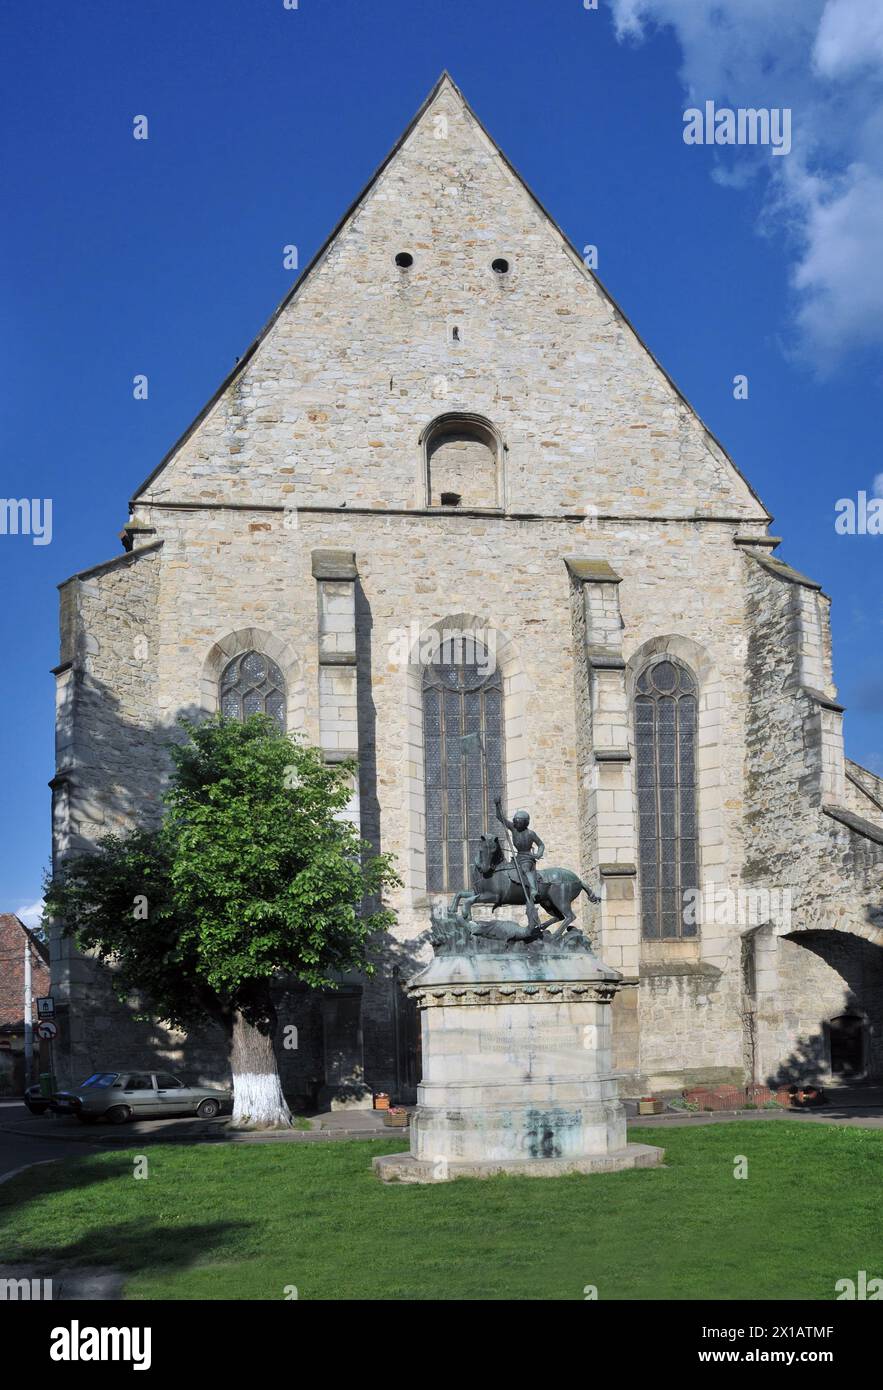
395, 251, 414, 268
492, 258, 510, 275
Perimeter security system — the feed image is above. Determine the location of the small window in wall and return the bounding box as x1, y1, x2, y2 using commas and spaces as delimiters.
423, 640, 505, 893
635, 658, 699, 940
742, 936, 757, 1000
220, 651, 286, 730
425, 415, 501, 510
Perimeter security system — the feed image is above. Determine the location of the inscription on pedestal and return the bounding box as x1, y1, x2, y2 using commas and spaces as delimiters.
478, 1025, 574, 1052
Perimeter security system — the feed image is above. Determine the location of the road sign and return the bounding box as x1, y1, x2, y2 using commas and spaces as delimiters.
36, 1020, 58, 1041
36, 996, 55, 1019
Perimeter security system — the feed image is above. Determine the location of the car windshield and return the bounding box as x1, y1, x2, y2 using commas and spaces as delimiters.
78, 1073, 119, 1088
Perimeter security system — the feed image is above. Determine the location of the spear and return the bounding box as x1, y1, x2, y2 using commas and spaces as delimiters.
460, 732, 540, 932
493, 794, 541, 933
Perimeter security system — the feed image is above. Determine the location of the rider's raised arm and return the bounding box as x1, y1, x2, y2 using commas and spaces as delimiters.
494, 796, 514, 833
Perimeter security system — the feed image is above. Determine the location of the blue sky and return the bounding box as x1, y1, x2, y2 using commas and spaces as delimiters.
2, 0, 881, 923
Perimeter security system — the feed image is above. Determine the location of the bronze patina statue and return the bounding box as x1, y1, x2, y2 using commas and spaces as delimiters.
494, 797, 544, 903
448, 797, 600, 942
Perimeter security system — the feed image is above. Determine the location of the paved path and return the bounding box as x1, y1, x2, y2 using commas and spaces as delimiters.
0, 1102, 104, 1182
631, 1107, 883, 1130
629, 1087, 883, 1130
0, 1101, 400, 1178
4, 1091, 883, 1187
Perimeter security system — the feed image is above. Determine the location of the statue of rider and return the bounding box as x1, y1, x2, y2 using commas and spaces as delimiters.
494, 797, 545, 902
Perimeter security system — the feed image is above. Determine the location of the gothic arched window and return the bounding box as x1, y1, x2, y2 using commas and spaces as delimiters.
423, 637, 505, 893
220, 650, 286, 730
635, 658, 698, 939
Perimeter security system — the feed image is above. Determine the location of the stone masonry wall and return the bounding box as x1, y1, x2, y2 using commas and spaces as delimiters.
743, 553, 883, 1085
54, 503, 779, 1095
133, 80, 764, 524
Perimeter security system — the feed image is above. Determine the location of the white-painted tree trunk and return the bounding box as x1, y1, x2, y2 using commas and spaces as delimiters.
231, 1069, 293, 1128
230, 1008, 293, 1128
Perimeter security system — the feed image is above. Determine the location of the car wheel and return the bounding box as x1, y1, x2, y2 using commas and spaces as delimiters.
104, 1106, 132, 1125
196, 1098, 220, 1119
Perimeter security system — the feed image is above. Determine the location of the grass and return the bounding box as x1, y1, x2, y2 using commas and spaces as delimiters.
1, 1123, 881, 1299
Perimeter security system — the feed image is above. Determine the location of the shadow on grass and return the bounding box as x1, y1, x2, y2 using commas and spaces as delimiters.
3, 1127, 883, 1299
0, 1150, 133, 1214
1, 1217, 250, 1289
0, 1150, 247, 1281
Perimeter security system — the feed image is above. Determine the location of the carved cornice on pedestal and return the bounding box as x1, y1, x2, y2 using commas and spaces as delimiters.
411, 981, 619, 1008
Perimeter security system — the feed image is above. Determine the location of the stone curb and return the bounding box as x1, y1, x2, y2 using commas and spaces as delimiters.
630, 1107, 883, 1128
8, 1108, 883, 1147
0, 1118, 397, 1146
0, 1158, 62, 1186
631, 1109, 796, 1126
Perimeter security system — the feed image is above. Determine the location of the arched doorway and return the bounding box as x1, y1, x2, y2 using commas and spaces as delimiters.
766, 929, 883, 1086
828, 1013, 867, 1081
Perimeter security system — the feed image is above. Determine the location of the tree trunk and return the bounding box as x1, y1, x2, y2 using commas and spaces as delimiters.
230, 1000, 292, 1129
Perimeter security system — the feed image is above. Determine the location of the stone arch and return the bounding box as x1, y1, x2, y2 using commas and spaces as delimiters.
625, 634, 720, 700
402, 613, 530, 903
762, 927, 883, 1084
419, 413, 505, 510
626, 635, 725, 945
772, 918, 883, 949
200, 627, 306, 733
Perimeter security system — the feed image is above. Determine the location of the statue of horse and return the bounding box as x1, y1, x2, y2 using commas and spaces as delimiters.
450, 835, 599, 942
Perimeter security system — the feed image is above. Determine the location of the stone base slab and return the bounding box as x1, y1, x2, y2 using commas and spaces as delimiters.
372, 1142, 664, 1183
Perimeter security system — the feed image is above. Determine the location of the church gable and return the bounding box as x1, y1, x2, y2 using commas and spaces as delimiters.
133, 75, 768, 523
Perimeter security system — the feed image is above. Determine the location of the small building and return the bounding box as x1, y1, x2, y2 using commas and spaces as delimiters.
0, 913, 50, 1094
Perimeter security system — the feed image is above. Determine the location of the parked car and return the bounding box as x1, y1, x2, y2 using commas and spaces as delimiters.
23, 1084, 52, 1115
50, 1070, 232, 1124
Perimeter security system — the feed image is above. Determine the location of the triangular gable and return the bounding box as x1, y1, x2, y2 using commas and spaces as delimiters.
131, 72, 770, 521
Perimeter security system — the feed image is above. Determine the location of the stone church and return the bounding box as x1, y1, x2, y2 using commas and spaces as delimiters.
50, 74, 883, 1103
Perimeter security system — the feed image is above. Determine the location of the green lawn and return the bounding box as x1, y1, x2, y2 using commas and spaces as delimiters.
2, 1123, 881, 1299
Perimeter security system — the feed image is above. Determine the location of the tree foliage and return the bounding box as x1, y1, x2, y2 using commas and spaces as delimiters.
45, 716, 399, 1033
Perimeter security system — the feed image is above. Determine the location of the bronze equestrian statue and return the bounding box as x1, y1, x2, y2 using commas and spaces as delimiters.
450, 814, 600, 942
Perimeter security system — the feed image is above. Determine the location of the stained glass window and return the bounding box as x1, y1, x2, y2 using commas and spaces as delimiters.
220, 650, 286, 730
635, 659, 698, 940
423, 638, 505, 892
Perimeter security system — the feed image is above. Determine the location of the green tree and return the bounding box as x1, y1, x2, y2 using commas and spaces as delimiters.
45, 716, 398, 1127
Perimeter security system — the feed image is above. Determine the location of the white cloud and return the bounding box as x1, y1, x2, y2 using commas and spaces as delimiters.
791, 165, 883, 364
814, 0, 883, 78
611, 0, 883, 370
15, 899, 44, 932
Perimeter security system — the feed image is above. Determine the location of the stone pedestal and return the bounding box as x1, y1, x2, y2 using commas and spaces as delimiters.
373, 926, 663, 1182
